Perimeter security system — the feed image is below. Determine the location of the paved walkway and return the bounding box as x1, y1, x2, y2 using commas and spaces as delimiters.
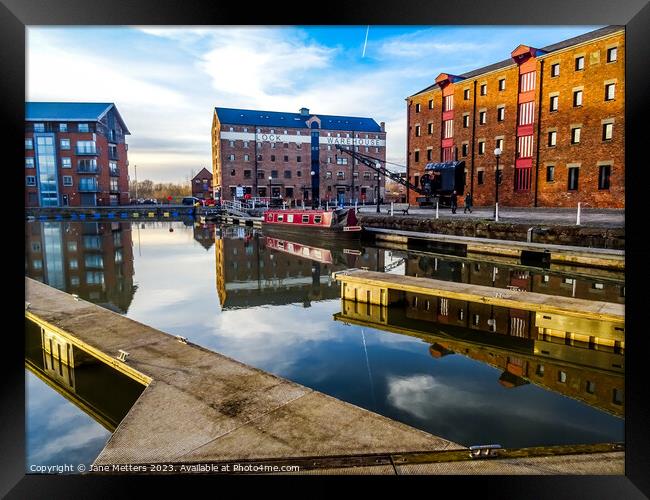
356, 204, 624, 228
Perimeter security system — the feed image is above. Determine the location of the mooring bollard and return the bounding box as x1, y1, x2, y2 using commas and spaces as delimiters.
495, 202, 499, 222
435, 202, 439, 219
576, 202, 581, 225
390, 202, 394, 216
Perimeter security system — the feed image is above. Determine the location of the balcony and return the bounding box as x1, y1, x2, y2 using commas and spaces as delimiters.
76, 146, 99, 156
109, 168, 120, 177
108, 151, 119, 161
79, 182, 99, 192
77, 165, 100, 174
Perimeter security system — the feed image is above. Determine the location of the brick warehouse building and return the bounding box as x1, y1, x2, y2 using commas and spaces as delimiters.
406, 25, 624, 208
25, 102, 131, 207
211, 107, 386, 204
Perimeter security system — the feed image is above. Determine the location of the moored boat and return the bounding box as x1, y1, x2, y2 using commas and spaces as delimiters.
262, 208, 362, 239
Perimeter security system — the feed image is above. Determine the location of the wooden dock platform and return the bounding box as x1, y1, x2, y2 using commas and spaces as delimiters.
333, 269, 624, 346
364, 227, 625, 270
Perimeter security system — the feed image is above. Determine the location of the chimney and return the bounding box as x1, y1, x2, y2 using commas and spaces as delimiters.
380, 121, 385, 132
299, 107, 310, 116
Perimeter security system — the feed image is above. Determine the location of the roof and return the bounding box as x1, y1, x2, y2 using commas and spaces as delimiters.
408, 25, 624, 98
192, 167, 212, 180
215, 107, 382, 132
26, 102, 131, 134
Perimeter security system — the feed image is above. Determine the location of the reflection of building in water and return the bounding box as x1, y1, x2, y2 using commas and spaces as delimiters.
25, 319, 145, 432
214, 227, 383, 309
25, 221, 136, 313
193, 222, 216, 251
335, 301, 624, 417
405, 254, 625, 304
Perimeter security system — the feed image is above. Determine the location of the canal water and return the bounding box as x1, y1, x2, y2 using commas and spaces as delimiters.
25, 219, 624, 469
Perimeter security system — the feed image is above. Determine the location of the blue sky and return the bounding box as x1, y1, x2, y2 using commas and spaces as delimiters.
27, 25, 601, 183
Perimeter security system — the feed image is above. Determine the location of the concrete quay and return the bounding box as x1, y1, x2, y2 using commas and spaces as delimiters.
24, 278, 462, 467
364, 227, 624, 270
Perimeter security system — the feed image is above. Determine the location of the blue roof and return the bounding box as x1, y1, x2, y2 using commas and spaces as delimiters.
26, 102, 130, 133
215, 107, 382, 133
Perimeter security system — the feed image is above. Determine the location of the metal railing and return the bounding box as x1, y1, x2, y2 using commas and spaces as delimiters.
76, 146, 99, 155
77, 165, 100, 174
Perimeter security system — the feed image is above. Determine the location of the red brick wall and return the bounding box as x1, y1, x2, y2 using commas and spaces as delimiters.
406, 29, 625, 208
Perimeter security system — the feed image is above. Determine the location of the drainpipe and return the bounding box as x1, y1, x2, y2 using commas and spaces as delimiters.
534, 59, 545, 207
470, 80, 477, 198
406, 100, 410, 204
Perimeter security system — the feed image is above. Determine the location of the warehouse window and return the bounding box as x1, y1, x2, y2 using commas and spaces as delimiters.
479, 111, 487, 125
478, 141, 485, 155
550, 95, 559, 112
427, 149, 432, 161
461, 144, 468, 157
463, 115, 470, 128
548, 131, 557, 147
546, 165, 555, 182
480, 84, 487, 95
463, 89, 470, 100
428, 99, 434, 109
607, 47, 618, 63
497, 107, 505, 121
415, 125, 421, 137
598, 165, 611, 190
428, 122, 433, 134
571, 127, 581, 144
605, 83, 616, 101
551, 63, 560, 77
478, 171, 484, 185
414, 150, 420, 162
568, 167, 579, 191
498, 78, 505, 91
573, 90, 583, 107
602, 122, 614, 141
575, 56, 584, 71
415, 103, 421, 113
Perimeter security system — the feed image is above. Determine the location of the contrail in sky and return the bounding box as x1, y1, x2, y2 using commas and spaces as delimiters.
362, 25, 370, 57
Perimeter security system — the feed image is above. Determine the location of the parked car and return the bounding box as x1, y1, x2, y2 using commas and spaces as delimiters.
182, 196, 203, 206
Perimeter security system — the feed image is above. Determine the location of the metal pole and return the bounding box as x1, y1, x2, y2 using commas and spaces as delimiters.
494, 155, 500, 220
390, 201, 394, 216
376, 176, 381, 213
576, 202, 581, 225
134, 164, 138, 202
436, 201, 439, 219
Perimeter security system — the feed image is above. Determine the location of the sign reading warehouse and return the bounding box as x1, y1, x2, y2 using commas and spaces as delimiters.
220, 131, 385, 147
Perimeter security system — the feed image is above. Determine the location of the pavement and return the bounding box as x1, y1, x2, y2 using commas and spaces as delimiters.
355, 204, 624, 228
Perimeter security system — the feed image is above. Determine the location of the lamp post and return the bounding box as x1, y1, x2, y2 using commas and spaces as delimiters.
310, 170, 317, 209
375, 173, 382, 213
493, 147, 502, 221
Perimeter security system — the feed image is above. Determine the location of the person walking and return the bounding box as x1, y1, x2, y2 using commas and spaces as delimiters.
450, 191, 458, 214
464, 192, 473, 213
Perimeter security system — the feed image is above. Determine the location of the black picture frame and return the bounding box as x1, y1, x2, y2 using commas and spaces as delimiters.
2, 0, 649, 496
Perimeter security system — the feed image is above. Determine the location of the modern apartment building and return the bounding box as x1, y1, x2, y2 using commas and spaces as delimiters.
211, 107, 387, 204
406, 25, 624, 208
25, 102, 131, 207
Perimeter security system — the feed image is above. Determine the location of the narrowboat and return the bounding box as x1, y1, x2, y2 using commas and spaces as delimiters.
262, 208, 362, 240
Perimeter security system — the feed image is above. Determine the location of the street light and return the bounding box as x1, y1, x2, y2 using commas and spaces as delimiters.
375, 173, 382, 213
494, 147, 502, 221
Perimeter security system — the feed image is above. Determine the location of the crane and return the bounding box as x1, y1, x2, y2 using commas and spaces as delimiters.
335, 145, 466, 207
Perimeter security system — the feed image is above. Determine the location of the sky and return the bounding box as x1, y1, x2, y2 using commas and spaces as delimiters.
27, 25, 602, 183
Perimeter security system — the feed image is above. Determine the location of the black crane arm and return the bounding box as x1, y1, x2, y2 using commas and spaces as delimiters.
334, 145, 426, 195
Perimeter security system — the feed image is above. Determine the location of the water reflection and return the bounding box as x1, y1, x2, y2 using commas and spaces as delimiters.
214, 225, 384, 309
25, 221, 137, 313
335, 301, 624, 418
25, 318, 145, 470
25, 220, 624, 455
